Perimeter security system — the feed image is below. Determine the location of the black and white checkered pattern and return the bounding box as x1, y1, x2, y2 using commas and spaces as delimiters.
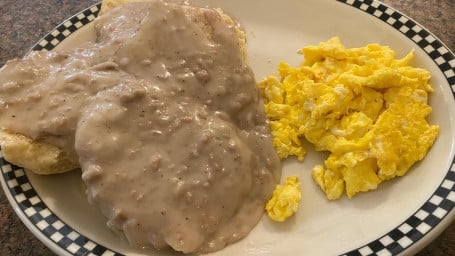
343, 164, 455, 256
337, 0, 455, 97
2, 163, 120, 256
31, 5, 99, 51
1, 0, 455, 255
1, 5, 123, 256
1, 162, 121, 256
336, 0, 455, 255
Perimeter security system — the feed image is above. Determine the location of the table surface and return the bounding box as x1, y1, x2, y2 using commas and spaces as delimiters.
0, 0, 454, 255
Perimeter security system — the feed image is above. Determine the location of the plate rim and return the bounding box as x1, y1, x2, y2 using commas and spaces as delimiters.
1, 4, 121, 256
1, 0, 455, 255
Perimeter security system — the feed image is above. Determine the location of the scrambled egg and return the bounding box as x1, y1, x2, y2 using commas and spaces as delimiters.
266, 176, 301, 222
260, 37, 439, 200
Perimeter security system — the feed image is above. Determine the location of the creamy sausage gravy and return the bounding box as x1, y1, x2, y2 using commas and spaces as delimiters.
0, 1, 281, 253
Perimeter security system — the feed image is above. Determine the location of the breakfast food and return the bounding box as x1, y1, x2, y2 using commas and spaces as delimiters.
260, 37, 439, 200
266, 176, 301, 222
0, 0, 281, 253
0, 130, 78, 174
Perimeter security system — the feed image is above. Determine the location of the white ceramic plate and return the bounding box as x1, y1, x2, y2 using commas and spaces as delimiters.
1, 0, 455, 255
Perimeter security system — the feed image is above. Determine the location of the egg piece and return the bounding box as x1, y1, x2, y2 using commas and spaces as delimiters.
371, 96, 440, 180
260, 37, 439, 200
266, 176, 302, 222
312, 164, 344, 200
